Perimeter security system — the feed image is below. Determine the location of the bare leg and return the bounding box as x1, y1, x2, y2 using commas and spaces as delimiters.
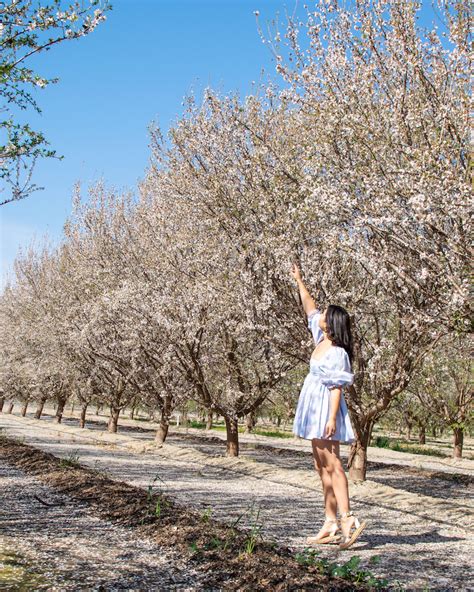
312, 438, 356, 538
311, 439, 338, 539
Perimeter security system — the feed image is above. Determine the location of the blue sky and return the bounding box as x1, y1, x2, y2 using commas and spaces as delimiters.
0, 0, 287, 287
0, 0, 442, 289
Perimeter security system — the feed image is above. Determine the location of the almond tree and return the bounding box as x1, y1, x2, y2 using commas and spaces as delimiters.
63, 184, 193, 439
383, 392, 436, 443
0, 269, 49, 417
147, 87, 440, 476
407, 335, 473, 458
4, 250, 73, 421
145, 86, 439, 467
2, 236, 97, 424
144, 95, 310, 455
255, 0, 472, 479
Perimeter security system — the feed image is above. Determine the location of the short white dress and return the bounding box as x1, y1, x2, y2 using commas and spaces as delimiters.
292, 309, 355, 443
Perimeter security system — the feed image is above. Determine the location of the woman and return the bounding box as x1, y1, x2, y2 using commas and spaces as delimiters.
291, 262, 366, 550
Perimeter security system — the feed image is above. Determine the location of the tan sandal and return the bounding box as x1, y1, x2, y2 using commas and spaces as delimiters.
306, 517, 341, 545
338, 511, 366, 550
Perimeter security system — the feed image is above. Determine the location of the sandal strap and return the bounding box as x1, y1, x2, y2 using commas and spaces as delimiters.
324, 517, 338, 523
340, 511, 360, 529
340, 511, 354, 519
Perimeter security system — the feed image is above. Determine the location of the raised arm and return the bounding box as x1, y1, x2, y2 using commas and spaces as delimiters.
291, 262, 317, 315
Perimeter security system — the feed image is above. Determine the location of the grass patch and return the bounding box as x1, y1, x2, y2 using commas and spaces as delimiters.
187, 421, 293, 439
372, 436, 447, 458
210, 424, 228, 432
0, 549, 49, 590
253, 428, 293, 439
188, 420, 207, 429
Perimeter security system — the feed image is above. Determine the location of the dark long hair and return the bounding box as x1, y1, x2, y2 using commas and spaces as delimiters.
325, 304, 354, 366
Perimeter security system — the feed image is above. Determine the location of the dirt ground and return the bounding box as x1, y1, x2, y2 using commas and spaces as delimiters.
0, 458, 203, 591
1, 410, 473, 591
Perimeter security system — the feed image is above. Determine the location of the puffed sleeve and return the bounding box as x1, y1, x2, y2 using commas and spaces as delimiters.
319, 348, 354, 389
307, 309, 323, 345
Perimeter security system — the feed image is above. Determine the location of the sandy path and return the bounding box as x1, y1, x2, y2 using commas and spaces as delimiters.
40, 404, 474, 476
1, 412, 473, 591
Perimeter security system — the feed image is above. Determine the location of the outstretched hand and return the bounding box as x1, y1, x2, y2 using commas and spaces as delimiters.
291, 262, 302, 282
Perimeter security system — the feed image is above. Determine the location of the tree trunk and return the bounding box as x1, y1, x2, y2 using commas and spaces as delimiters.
155, 421, 168, 444
276, 416, 282, 428
79, 403, 88, 428
224, 416, 239, 456
20, 401, 28, 417
70, 401, 75, 413
431, 425, 437, 438
155, 397, 173, 445
453, 427, 463, 458
205, 411, 213, 430
245, 410, 257, 434
34, 399, 46, 419
6, 402, 14, 414
108, 407, 120, 433
348, 422, 373, 481
54, 397, 67, 423
0, 397, 4, 412
130, 406, 136, 420
418, 425, 426, 445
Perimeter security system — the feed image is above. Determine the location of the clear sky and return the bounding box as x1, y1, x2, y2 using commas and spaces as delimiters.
0, 0, 287, 287
0, 0, 441, 289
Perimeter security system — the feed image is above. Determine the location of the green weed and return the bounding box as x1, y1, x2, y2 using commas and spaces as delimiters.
295, 548, 389, 589
59, 450, 81, 468
240, 502, 264, 555
141, 471, 169, 524
188, 541, 200, 554
201, 507, 212, 523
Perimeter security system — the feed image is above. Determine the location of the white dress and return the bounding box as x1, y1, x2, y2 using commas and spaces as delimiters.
292, 309, 355, 443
